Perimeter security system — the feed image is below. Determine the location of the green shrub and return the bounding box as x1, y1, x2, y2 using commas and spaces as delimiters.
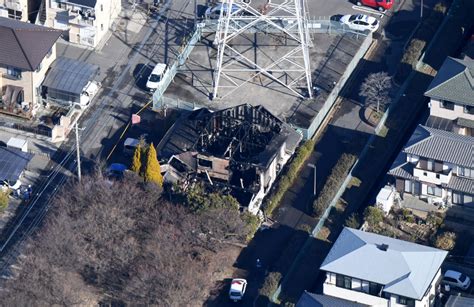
264, 139, 316, 216
242, 211, 260, 242
311, 154, 356, 217
364, 206, 384, 227
259, 272, 282, 301
345, 213, 361, 229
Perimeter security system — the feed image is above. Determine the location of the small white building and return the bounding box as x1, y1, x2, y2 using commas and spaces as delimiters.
7, 137, 28, 152
376, 185, 396, 215
320, 227, 448, 307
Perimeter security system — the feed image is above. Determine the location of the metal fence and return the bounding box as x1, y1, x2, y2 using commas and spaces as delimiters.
0, 120, 52, 137
201, 17, 371, 36
153, 25, 203, 110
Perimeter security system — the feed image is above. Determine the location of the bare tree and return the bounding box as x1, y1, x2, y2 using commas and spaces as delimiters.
2, 173, 248, 306
359, 72, 392, 113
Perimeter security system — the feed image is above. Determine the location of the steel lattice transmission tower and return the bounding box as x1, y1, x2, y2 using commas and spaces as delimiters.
212, 0, 312, 100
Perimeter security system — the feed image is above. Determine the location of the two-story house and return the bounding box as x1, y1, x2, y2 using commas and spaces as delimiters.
46, 0, 121, 48
0, 17, 61, 118
425, 57, 474, 136
320, 227, 448, 307
0, 0, 42, 23
388, 125, 473, 209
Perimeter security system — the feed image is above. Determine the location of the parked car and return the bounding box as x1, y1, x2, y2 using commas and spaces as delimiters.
442, 270, 471, 290
123, 138, 140, 156
146, 63, 167, 91
1, 180, 22, 192
205, 3, 240, 19
106, 163, 128, 180
229, 278, 247, 302
79, 80, 101, 108
355, 0, 394, 12
337, 14, 379, 32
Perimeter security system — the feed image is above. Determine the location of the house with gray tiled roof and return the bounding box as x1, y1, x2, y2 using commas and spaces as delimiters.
425, 57, 474, 136
319, 227, 447, 307
388, 125, 473, 210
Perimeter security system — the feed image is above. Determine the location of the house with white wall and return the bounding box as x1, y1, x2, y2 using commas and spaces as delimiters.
319, 227, 448, 307
388, 125, 473, 209
425, 57, 474, 136
0, 17, 61, 118
45, 0, 121, 48
0, 0, 42, 22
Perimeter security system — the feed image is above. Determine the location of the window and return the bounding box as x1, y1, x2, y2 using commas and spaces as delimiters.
464, 105, 474, 115
7, 9, 22, 20
35, 62, 43, 73
427, 186, 442, 197
404, 180, 412, 193
427, 159, 434, 171
361, 280, 369, 293
6, 67, 21, 79
440, 100, 455, 110
198, 158, 212, 168
335, 275, 351, 289
344, 276, 352, 289
101, 4, 104, 11
369, 282, 382, 296
398, 296, 415, 306
101, 24, 104, 31
453, 192, 474, 205
458, 167, 474, 178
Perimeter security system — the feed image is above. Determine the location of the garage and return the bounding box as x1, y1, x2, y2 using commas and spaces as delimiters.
42, 57, 99, 106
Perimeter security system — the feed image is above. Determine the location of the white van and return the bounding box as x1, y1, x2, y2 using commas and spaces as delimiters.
123, 138, 140, 156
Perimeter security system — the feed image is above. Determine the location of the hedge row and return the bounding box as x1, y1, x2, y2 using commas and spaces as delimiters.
395, 2, 448, 81
264, 138, 316, 216
312, 153, 356, 217
257, 271, 282, 304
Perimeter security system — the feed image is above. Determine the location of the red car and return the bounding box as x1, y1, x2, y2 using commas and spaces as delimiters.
356, 0, 394, 12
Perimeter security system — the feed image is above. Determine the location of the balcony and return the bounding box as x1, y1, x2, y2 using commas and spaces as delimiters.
69, 12, 96, 27
413, 167, 452, 185
4, 0, 21, 11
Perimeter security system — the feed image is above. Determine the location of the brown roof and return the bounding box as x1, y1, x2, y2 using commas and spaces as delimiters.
0, 17, 62, 71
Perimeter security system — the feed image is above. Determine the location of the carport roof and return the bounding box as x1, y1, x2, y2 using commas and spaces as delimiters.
43, 57, 99, 95
0, 147, 33, 182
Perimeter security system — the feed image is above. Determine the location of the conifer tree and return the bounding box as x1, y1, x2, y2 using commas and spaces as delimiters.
144, 143, 163, 186
130, 145, 142, 174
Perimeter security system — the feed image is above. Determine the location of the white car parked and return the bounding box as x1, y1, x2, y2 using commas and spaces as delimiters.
205, 3, 240, 19
442, 270, 471, 291
146, 63, 167, 91
229, 278, 247, 302
79, 80, 100, 108
339, 14, 379, 32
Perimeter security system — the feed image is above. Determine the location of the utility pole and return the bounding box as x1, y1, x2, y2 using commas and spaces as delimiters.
75, 121, 82, 182
420, 0, 423, 18
308, 163, 316, 196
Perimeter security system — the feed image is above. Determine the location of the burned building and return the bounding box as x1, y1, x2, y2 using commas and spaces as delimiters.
157, 104, 302, 214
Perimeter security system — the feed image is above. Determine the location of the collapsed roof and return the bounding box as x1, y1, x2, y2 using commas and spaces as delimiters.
157, 104, 302, 205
